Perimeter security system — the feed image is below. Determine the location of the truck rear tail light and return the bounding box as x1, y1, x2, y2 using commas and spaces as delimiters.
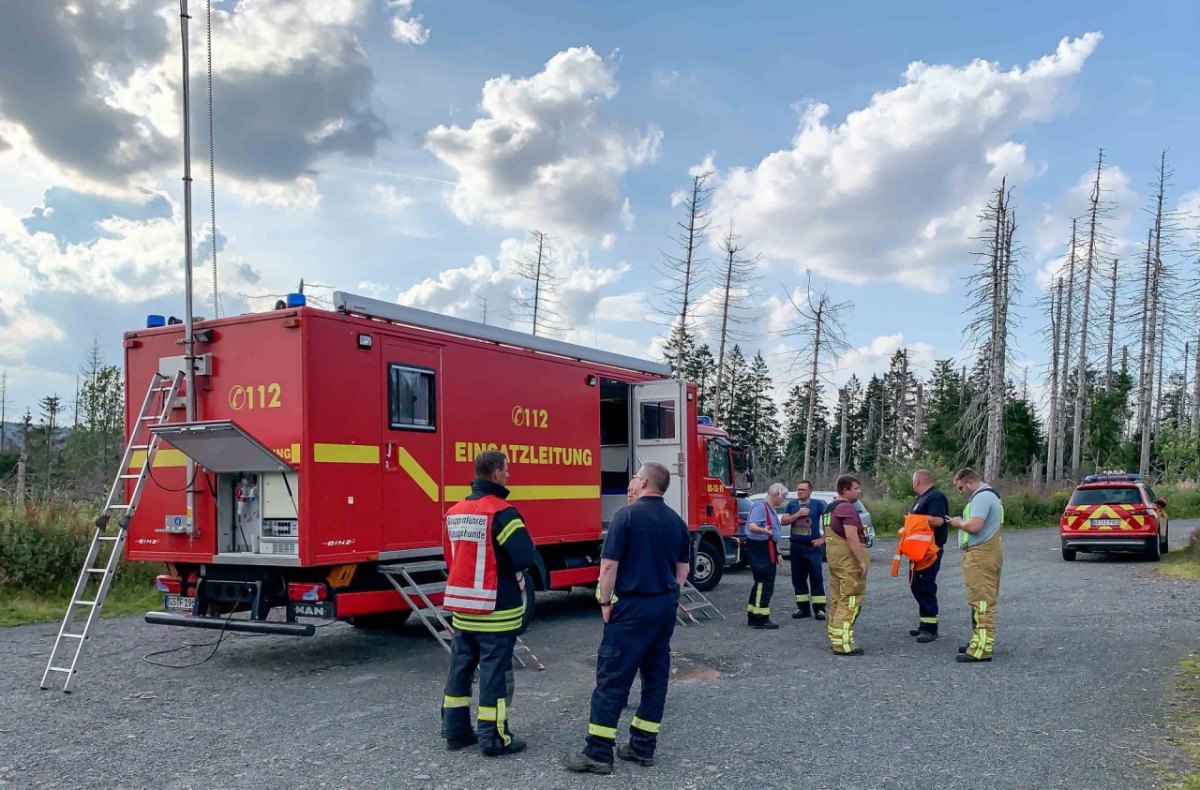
155, 575, 182, 594
287, 582, 328, 602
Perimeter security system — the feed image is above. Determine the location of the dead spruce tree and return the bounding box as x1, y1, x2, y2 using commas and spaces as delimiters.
786, 272, 851, 479
1054, 220, 1079, 481
711, 221, 760, 423
965, 179, 1021, 482
656, 171, 713, 373
510, 230, 564, 336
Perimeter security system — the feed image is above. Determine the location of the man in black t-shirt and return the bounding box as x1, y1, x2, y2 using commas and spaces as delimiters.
907, 469, 950, 643
564, 462, 692, 775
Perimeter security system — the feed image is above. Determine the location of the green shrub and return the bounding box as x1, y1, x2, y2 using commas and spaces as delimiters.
0, 496, 156, 597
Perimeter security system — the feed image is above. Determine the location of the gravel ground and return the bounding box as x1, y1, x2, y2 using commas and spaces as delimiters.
2, 523, 1198, 790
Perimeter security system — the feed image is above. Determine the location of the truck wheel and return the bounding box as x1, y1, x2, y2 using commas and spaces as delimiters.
1061, 547, 1076, 562
1145, 535, 1162, 562
347, 611, 412, 630
690, 541, 723, 592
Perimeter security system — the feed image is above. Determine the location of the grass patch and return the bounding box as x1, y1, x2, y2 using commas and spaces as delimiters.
1161, 544, 1200, 581
1161, 652, 1200, 789
0, 582, 162, 628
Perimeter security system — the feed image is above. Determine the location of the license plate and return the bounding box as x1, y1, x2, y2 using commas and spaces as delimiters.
1090, 518, 1120, 527
287, 601, 335, 619
164, 595, 196, 613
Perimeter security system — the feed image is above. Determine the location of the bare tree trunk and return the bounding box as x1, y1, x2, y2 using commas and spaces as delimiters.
983, 187, 1012, 482
1139, 242, 1160, 475
913, 382, 925, 455
1193, 331, 1200, 436
1072, 151, 1105, 476
1055, 220, 1077, 481
1047, 277, 1062, 484
838, 388, 849, 475
1155, 308, 1166, 428
894, 350, 909, 461
16, 452, 26, 505
801, 303, 824, 480
1105, 257, 1118, 390
1184, 341, 1191, 431
712, 234, 735, 423
0, 371, 7, 453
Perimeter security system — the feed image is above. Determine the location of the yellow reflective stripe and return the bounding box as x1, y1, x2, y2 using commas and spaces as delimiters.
746, 605, 771, 615
313, 443, 379, 464
479, 706, 498, 721
496, 519, 526, 546
442, 695, 470, 708
631, 717, 661, 734
396, 446, 438, 502
811, 595, 827, 604
589, 723, 617, 739
978, 600, 987, 614
920, 616, 939, 624
795, 594, 811, 603
445, 485, 600, 501
451, 605, 525, 622
452, 615, 524, 633
497, 698, 511, 746
848, 595, 857, 611
755, 584, 763, 608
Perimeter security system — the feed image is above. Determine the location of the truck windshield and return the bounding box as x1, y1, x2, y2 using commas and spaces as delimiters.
1069, 487, 1142, 506
707, 440, 732, 486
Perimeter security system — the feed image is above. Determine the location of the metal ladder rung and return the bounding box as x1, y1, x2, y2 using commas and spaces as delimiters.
118, 474, 141, 480
85, 568, 108, 574
96, 536, 122, 541
379, 561, 446, 574
74, 600, 98, 607
103, 507, 130, 513
62, 633, 86, 640
129, 444, 150, 450
48, 667, 74, 674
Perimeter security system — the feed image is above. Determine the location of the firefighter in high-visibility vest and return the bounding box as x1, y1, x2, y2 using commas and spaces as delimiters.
822, 474, 869, 656
948, 467, 1004, 663
440, 450, 539, 756
906, 469, 950, 643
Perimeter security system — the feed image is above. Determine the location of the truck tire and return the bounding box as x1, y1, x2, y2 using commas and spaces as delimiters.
347, 611, 412, 630
691, 540, 723, 592
1061, 547, 1076, 562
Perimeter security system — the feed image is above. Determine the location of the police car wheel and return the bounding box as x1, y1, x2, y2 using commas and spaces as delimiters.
1061, 547, 1076, 562
1144, 535, 1162, 562
690, 541, 723, 592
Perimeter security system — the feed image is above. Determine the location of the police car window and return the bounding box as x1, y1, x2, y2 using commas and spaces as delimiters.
706, 440, 732, 485
388, 364, 435, 430
640, 400, 676, 441
1069, 487, 1141, 506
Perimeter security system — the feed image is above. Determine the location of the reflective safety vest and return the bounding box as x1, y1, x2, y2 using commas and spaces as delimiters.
959, 485, 1002, 549
443, 495, 509, 614
891, 513, 940, 577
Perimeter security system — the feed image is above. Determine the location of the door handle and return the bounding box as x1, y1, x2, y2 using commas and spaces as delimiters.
385, 442, 393, 470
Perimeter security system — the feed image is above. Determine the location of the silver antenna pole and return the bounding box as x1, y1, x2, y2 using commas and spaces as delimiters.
179, 0, 198, 530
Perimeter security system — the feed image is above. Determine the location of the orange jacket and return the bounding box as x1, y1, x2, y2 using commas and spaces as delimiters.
890, 513, 941, 577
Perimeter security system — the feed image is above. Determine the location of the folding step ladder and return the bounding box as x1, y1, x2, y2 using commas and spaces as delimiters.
378, 560, 544, 670
40, 370, 186, 692
676, 579, 725, 626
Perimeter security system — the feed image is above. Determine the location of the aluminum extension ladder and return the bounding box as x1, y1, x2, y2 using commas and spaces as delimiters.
40, 370, 186, 692
378, 560, 544, 670
676, 579, 725, 626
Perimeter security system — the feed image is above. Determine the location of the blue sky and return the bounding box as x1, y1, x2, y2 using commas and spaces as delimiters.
0, 0, 1197, 419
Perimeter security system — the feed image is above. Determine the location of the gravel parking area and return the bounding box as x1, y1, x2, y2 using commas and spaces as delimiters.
2, 523, 1198, 789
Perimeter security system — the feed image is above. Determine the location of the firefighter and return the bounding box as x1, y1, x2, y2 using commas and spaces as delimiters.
906, 469, 950, 643
440, 450, 539, 756
563, 462, 692, 775
745, 483, 786, 629
781, 479, 827, 620
948, 467, 1004, 664
823, 474, 869, 656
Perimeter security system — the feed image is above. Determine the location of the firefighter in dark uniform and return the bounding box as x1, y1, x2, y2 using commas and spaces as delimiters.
441, 450, 539, 757
744, 482, 787, 629
782, 479, 827, 620
563, 462, 692, 775
907, 469, 950, 643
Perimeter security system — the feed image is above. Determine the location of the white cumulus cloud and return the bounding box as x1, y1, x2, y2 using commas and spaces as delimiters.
711, 33, 1103, 292
425, 46, 662, 241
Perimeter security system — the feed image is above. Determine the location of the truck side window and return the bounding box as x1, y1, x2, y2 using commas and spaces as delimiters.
640, 400, 676, 441
706, 440, 732, 486
388, 364, 436, 430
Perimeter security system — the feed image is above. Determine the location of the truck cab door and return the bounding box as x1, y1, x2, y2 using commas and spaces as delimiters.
631, 379, 688, 518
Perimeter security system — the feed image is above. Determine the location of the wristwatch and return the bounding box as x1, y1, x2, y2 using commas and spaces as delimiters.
599, 599, 613, 607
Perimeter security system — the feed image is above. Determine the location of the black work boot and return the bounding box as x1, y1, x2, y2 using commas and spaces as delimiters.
445, 734, 477, 751
813, 605, 826, 621
792, 602, 812, 619
617, 743, 655, 767
481, 737, 527, 757
562, 753, 614, 774
916, 625, 939, 643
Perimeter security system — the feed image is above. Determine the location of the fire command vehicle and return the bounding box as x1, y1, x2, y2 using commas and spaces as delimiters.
1060, 472, 1170, 562
124, 292, 753, 636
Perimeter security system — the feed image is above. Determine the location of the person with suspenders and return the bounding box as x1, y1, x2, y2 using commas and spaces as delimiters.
948, 467, 1004, 663
822, 475, 869, 656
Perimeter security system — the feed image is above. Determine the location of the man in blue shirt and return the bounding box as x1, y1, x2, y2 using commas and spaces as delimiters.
906, 469, 950, 643
564, 461, 692, 775
782, 479, 827, 620
949, 467, 1004, 663
744, 483, 786, 629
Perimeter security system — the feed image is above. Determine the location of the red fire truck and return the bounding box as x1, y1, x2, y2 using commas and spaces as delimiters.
128, 292, 751, 636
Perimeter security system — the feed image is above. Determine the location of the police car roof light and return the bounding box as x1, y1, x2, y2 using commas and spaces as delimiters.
697, 416, 713, 425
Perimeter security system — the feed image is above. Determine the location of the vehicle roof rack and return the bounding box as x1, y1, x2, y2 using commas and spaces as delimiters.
333, 291, 672, 378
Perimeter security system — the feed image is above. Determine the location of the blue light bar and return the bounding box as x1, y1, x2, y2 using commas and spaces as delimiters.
1081, 472, 1142, 484
697, 416, 713, 425
146, 314, 166, 328
286, 292, 306, 307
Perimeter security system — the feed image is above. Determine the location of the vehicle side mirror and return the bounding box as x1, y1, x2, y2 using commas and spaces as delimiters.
1155, 497, 1167, 509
